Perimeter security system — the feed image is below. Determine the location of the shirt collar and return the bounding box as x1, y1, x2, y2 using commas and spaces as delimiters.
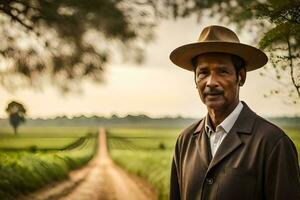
205, 101, 244, 135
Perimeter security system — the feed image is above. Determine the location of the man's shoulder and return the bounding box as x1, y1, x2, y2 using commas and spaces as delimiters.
255, 115, 286, 136
176, 119, 203, 143
253, 114, 292, 148
254, 115, 299, 161
242, 102, 286, 139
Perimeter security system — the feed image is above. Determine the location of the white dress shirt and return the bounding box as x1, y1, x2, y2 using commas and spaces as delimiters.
205, 101, 244, 157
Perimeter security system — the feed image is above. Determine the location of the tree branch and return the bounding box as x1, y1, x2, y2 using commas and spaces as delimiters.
286, 36, 300, 97
0, 5, 33, 31
12, 0, 43, 12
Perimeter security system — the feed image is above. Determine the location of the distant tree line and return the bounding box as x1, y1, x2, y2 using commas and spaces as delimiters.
0, 114, 299, 128
0, 114, 195, 128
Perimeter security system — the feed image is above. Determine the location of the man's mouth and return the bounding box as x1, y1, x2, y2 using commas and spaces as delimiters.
206, 94, 222, 100
205, 91, 223, 96
204, 91, 224, 100
206, 92, 222, 96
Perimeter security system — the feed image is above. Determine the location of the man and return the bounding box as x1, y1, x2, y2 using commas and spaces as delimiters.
169, 25, 300, 200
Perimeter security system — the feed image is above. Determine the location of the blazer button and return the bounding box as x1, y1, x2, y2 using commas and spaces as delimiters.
206, 178, 214, 185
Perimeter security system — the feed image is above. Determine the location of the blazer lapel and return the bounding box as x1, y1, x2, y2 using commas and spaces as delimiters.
194, 119, 212, 168
207, 102, 257, 172
208, 129, 242, 171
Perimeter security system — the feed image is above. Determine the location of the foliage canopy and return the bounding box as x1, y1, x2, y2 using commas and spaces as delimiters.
0, 0, 156, 92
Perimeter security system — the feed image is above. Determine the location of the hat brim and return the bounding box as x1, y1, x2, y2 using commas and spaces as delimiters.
169, 42, 268, 71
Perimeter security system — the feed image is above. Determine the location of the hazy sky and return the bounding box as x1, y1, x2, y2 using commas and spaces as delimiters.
1, 17, 299, 119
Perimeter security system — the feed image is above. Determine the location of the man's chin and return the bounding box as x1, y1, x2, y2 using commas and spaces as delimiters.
205, 100, 225, 110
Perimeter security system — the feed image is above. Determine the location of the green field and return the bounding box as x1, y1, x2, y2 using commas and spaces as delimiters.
108, 128, 180, 200
0, 127, 98, 200
108, 127, 300, 200
0, 127, 96, 137
284, 128, 300, 154
0, 126, 299, 200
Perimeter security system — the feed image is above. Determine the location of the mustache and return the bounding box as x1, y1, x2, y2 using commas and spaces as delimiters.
204, 88, 224, 95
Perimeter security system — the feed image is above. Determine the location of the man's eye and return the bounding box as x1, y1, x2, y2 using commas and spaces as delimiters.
197, 71, 208, 76
196, 72, 207, 79
220, 69, 228, 74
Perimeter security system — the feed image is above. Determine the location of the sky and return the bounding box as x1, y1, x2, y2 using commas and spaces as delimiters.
1, 17, 299, 119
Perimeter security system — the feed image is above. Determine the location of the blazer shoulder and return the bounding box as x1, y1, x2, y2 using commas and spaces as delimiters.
176, 119, 203, 144
241, 102, 287, 143
254, 115, 291, 148
255, 115, 286, 136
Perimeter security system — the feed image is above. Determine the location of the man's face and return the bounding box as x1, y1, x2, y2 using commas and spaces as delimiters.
195, 53, 245, 111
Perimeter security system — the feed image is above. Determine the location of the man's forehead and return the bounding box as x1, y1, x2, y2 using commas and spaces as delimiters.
194, 53, 234, 68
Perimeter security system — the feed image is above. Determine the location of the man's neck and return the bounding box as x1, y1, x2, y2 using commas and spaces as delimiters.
207, 101, 240, 130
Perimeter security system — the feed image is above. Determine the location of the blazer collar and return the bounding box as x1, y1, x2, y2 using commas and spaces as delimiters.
193, 101, 257, 136
192, 101, 258, 171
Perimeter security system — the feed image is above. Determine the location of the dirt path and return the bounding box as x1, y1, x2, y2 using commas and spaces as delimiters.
19, 128, 157, 200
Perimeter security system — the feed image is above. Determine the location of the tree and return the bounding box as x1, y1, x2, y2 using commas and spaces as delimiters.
6, 101, 26, 134
0, 0, 157, 92
257, 2, 300, 104
0, 0, 254, 93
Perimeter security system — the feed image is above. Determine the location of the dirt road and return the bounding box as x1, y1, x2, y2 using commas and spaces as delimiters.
19, 128, 157, 200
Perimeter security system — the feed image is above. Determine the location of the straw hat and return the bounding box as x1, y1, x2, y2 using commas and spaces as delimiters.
169, 25, 268, 71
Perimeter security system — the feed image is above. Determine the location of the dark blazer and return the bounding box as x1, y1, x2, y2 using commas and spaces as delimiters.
170, 102, 300, 200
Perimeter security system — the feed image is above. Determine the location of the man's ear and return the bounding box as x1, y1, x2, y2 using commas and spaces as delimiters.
238, 68, 246, 86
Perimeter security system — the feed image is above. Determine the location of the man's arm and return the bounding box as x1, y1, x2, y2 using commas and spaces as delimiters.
170, 136, 181, 200
170, 157, 180, 200
265, 135, 300, 200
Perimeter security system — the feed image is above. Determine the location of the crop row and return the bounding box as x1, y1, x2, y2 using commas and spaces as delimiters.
110, 149, 173, 200
0, 135, 98, 200
107, 128, 179, 200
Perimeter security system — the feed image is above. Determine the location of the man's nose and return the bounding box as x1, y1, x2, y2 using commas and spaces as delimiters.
206, 74, 218, 88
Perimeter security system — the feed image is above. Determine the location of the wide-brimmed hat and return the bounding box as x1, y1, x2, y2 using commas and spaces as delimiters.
169, 25, 268, 71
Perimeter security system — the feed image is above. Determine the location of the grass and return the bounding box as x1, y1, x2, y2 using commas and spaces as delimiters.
108, 128, 180, 200
284, 127, 300, 156
111, 149, 172, 199
0, 126, 298, 200
0, 127, 97, 150
0, 138, 80, 150
0, 127, 95, 137
0, 127, 98, 200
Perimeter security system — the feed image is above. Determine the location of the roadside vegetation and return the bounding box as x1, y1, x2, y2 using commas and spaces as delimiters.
108, 128, 180, 200
0, 126, 298, 200
0, 127, 98, 200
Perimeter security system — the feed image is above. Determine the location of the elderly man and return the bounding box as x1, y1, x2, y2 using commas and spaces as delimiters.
169, 25, 300, 200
